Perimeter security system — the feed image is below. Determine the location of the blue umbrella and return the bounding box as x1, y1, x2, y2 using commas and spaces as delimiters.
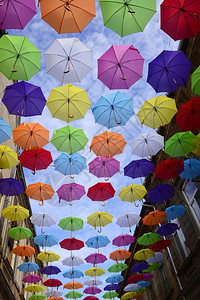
85, 235, 110, 249
180, 158, 200, 179
147, 252, 163, 263
165, 205, 186, 220
137, 281, 150, 288
106, 274, 124, 284
92, 92, 134, 129
156, 223, 178, 236
63, 269, 84, 279
54, 152, 86, 177
104, 284, 121, 291
40, 266, 61, 275
0, 178, 24, 196
34, 234, 58, 248
131, 262, 149, 273
17, 262, 39, 273
148, 184, 174, 204
0, 117, 11, 144
124, 159, 154, 182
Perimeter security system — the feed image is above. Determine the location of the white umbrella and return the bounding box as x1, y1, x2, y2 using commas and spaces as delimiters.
132, 131, 164, 158
116, 213, 141, 232
46, 290, 63, 297
124, 283, 140, 292
30, 212, 56, 233
84, 278, 103, 286
44, 37, 93, 84
147, 251, 163, 263
62, 255, 84, 266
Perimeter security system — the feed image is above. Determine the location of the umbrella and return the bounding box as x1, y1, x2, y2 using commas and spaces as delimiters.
142, 263, 159, 273
54, 152, 86, 177
87, 212, 113, 232
22, 275, 42, 284
84, 296, 99, 300
103, 291, 118, 299
156, 223, 178, 236
0, 178, 24, 196
60, 238, 84, 251
134, 249, 155, 260
2, 81, 46, 117
47, 84, 91, 122
17, 262, 39, 273
124, 159, 154, 182
19, 148, 53, 175
131, 262, 149, 273
161, 0, 200, 41
13, 245, 35, 258
92, 92, 134, 129
89, 157, 120, 181
41, 266, 61, 275
148, 184, 174, 204
121, 292, 138, 300
150, 239, 171, 251
43, 279, 62, 288
13, 123, 49, 151
90, 131, 126, 158
34, 234, 58, 248
118, 184, 147, 207
26, 182, 55, 205
85, 267, 105, 277
8, 227, 33, 240
62, 255, 84, 267
108, 263, 128, 273
25, 285, 44, 293
87, 182, 115, 206
137, 96, 177, 129
37, 251, 60, 262
176, 97, 200, 132
85, 235, 110, 249
29, 294, 46, 300
104, 284, 121, 291
84, 278, 103, 286
64, 282, 83, 290
124, 283, 140, 292
85, 253, 107, 265
105, 275, 124, 284
112, 234, 136, 247
192, 133, 200, 155
154, 158, 184, 180
0, 145, 18, 169
165, 205, 186, 220
63, 269, 84, 279
180, 158, 200, 179
46, 291, 63, 297
40, 1, 95, 34
137, 281, 150, 288
0, 35, 40, 81
110, 249, 131, 262
132, 131, 164, 158
49, 297, 63, 300
30, 212, 56, 234
143, 210, 167, 226
2, 205, 29, 221
137, 232, 160, 246
0, 0, 36, 29
191, 66, 200, 95
99, 0, 156, 37
127, 274, 145, 284
65, 291, 83, 299
116, 213, 141, 232
0, 117, 11, 143
164, 131, 199, 157
147, 50, 192, 93
58, 217, 84, 232
56, 183, 85, 205
147, 252, 163, 263
143, 273, 154, 280
98, 45, 144, 89
51, 125, 88, 154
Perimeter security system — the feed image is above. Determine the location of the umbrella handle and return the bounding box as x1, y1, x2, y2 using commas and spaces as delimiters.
69, 201, 73, 206
39, 200, 43, 206
64, 57, 70, 74
104, 177, 109, 181
112, 108, 122, 125
70, 175, 74, 179
98, 228, 102, 233
0, 0, 7, 6
64, 4, 71, 11
101, 201, 106, 207
41, 228, 45, 234
128, 10, 135, 13
120, 75, 126, 80
11, 56, 19, 73
194, 13, 199, 20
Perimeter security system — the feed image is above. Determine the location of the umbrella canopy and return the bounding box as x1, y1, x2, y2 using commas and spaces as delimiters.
192, 133, 200, 155
87, 182, 115, 205
166, 205, 186, 220
65, 291, 83, 299
51, 125, 88, 154
0, 178, 24, 196
83, 297, 99, 300
110, 249, 131, 262
40, 1, 95, 34
30, 212, 56, 233
60, 238, 84, 251
37, 251, 60, 262
143, 273, 154, 280
0, 35, 40, 80
34, 234, 58, 248
180, 158, 200, 179
2, 81, 46, 117
26, 182, 55, 205
99, 0, 156, 37
0, 145, 18, 169
63, 269, 84, 279
124, 283, 140, 292
0, 117, 11, 143
132, 131, 164, 158
87, 212, 113, 232
29, 294, 46, 300
25, 285, 44, 293
89, 157, 119, 181
85, 235, 110, 249
124, 159, 154, 181
85, 267, 105, 277
58, 217, 84, 231
64, 282, 83, 290
121, 292, 142, 300
137, 281, 150, 288
49, 297, 63, 300
41, 266, 61, 275
150, 239, 171, 251
148, 184, 174, 204
104, 284, 121, 291
142, 263, 159, 273
155, 158, 184, 180
47, 84, 91, 122
92, 92, 134, 129
54, 152, 86, 177
161, 0, 200, 41
90, 131, 126, 158
116, 213, 141, 232
46, 291, 63, 297
119, 184, 147, 206
131, 262, 149, 273
108, 263, 128, 273
147, 252, 163, 263
138, 232, 160, 246
112, 234, 136, 247
98, 45, 144, 89
103, 291, 118, 299
143, 210, 167, 226
191, 65, 200, 95
85, 253, 107, 265
8, 227, 33, 240
13, 245, 35, 258
57, 183, 86, 204
22, 275, 42, 284
43, 279, 62, 288
147, 50, 192, 93
62, 255, 84, 266
156, 223, 178, 236
134, 249, 155, 260
105, 275, 124, 284
127, 274, 145, 284
17, 262, 39, 273
84, 278, 103, 286
2, 205, 29, 221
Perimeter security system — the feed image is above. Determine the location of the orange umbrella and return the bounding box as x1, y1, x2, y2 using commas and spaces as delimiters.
13, 122, 49, 151
25, 182, 55, 205
40, 0, 96, 34
90, 131, 127, 158
63, 282, 83, 290
13, 245, 35, 258
110, 249, 131, 262
49, 298, 63, 300
143, 210, 167, 226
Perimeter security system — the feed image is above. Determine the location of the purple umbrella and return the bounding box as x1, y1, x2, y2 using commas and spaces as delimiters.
85, 253, 107, 266
89, 157, 120, 180
0, 178, 24, 196
98, 45, 144, 90
104, 284, 121, 291
124, 159, 154, 183
56, 183, 86, 204
22, 274, 42, 284
40, 266, 61, 275
156, 223, 178, 236
131, 262, 149, 274
147, 50, 192, 93
0, 0, 36, 29
148, 184, 174, 204
143, 273, 154, 280
2, 81, 46, 117
84, 286, 102, 295
112, 234, 136, 247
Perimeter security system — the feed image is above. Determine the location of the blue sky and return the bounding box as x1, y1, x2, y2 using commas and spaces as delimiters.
8, 0, 179, 298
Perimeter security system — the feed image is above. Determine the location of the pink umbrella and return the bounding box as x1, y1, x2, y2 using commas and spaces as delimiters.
89, 157, 120, 181
112, 234, 136, 247
84, 286, 102, 295
56, 183, 86, 205
85, 253, 107, 266
98, 45, 144, 90
22, 274, 42, 284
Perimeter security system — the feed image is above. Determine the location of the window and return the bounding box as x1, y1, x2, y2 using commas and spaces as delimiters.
159, 262, 171, 294
183, 180, 200, 223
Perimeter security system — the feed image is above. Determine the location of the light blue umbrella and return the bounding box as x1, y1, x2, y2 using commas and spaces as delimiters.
85, 235, 110, 249
63, 269, 84, 279
17, 262, 39, 273
137, 281, 150, 288
0, 117, 11, 144
106, 274, 124, 284
34, 234, 58, 248
180, 158, 200, 179
165, 205, 186, 220
54, 152, 86, 177
92, 92, 134, 129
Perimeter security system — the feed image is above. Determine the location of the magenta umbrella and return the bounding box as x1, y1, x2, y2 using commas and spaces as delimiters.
112, 234, 136, 247
98, 45, 144, 90
143, 273, 154, 280
56, 183, 86, 205
84, 286, 102, 295
89, 157, 120, 180
22, 274, 42, 284
85, 253, 107, 266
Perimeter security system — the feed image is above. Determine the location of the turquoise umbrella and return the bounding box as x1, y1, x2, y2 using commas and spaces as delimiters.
0, 117, 11, 144
54, 152, 86, 177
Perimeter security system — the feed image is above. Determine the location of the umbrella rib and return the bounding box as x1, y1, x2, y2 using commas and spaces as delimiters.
10, 0, 24, 28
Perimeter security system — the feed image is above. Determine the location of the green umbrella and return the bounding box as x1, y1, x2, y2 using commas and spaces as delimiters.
51, 125, 88, 154
0, 35, 40, 81
137, 232, 160, 246
99, 0, 156, 37
58, 217, 83, 231
108, 263, 128, 273
8, 227, 33, 240
142, 262, 159, 272
103, 291, 119, 299
29, 294, 46, 300
191, 65, 200, 96
138, 287, 146, 294
65, 291, 83, 299
164, 131, 199, 157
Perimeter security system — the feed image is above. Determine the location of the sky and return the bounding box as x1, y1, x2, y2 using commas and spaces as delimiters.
8, 0, 179, 298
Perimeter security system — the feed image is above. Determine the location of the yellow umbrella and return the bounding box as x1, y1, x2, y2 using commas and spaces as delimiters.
37, 251, 60, 262
0, 145, 18, 168
46, 84, 91, 123
137, 96, 177, 129
121, 292, 138, 300
192, 133, 200, 155
118, 184, 147, 207
85, 267, 105, 277
2, 205, 29, 221
134, 249, 155, 261
25, 285, 44, 293
87, 211, 113, 233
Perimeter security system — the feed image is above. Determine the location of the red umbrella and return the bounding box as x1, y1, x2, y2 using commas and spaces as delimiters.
161, 0, 200, 41
150, 239, 171, 251
60, 238, 84, 251
19, 148, 53, 174
127, 274, 145, 284
83, 297, 99, 300
43, 279, 62, 288
87, 182, 115, 206
154, 158, 184, 180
